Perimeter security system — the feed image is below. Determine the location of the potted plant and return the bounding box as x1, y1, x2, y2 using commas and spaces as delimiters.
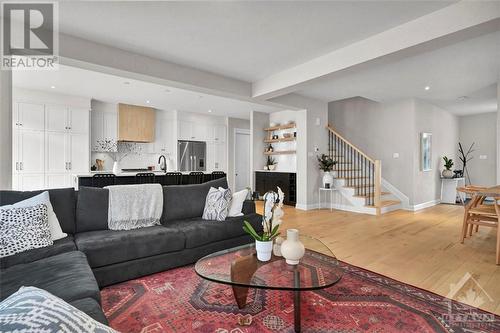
442, 156, 454, 178
266, 156, 277, 171
317, 154, 337, 187
243, 191, 281, 261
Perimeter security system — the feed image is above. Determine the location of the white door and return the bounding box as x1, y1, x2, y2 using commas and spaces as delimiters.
46, 131, 68, 173
69, 107, 89, 134
68, 133, 89, 173
234, 131, 250, 191
18, 103, 45, 130
46, 105, 68, 131
18, 130, 44, 174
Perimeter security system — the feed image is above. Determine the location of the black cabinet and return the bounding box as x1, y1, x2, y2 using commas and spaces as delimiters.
255, 172, 296, 206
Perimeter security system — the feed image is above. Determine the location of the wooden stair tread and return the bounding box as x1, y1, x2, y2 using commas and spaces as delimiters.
336, 176, 369, 180
345, 184, 374, 189
365, 200, 401, 208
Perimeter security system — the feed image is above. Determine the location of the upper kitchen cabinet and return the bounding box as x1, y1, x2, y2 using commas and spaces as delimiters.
178, 120, 208, 141
154, 111, 176, 154
91, 104, 118, 151
14, 102, 45, 130
46, 105, 89, 134
209, 124, 227, 143
118, 103, 155, 142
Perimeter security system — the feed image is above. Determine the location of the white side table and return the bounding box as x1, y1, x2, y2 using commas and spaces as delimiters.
440, 177, 465, 204
318, 187, 337, 211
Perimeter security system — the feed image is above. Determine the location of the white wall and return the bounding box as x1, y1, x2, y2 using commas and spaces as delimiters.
497, 82, 500, 184
459, 112, 497, 186
227, 117, 250, 189
0, 70, 12, 190
329, 97, 459, 207
250, 111, 270, 189
268, 110, 297, 172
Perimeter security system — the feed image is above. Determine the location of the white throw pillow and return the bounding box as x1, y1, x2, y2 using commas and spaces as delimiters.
203, 187, 232, 221
1, 192, 67, 241
225, 188, 248, 217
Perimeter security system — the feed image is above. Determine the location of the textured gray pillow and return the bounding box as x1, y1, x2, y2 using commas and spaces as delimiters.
202, 187, 232, 221
0, 204, 52, 258
0, 286, 116, 332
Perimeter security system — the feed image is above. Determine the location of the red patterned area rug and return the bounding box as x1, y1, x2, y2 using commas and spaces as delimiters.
101, 261, 499, 333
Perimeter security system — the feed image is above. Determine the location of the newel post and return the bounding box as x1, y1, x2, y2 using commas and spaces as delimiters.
374, 160, 382, 215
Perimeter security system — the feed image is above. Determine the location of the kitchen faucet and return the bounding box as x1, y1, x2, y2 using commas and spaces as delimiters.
158, 155, 167, 173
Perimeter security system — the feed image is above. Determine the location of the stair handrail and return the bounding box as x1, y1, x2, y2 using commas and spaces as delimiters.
327, 124, 382, 214
326, 125, 375, 164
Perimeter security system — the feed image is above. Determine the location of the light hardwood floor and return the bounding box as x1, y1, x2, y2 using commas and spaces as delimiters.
258, 203, 500, 314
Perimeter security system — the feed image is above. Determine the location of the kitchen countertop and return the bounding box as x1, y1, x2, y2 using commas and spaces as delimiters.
75, 171, 203, 177
255, 170, 296, 173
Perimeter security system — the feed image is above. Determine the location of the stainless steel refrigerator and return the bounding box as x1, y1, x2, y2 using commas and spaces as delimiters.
177, 140, 206, 171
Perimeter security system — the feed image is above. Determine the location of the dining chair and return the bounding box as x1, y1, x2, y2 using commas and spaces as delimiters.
135, 172, 155, 184
91, 173, 116, 187
457, 186, 488, 241
188, 172, 204, 184
211, 171, 226, 181
166, 172, 183, 185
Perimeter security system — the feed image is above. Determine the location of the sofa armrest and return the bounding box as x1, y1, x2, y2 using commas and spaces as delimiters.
242, 200, 256, 215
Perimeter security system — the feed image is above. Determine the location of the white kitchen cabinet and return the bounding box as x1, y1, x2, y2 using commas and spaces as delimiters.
17, 130, 45, 174
69, 107, 90, 134
154, 116, 175, 154
46, 104, 89, 134
206, 142, 226, 172
45, 173, 69, 189
68, 133, 89, 173
179, 120, 193, 140
209, 125, 226, 143
16, 103, 45, 130
18, 174, 45, 191
178, 120, 209, 141
46, 131, 67, 173
91, 109, 117, 151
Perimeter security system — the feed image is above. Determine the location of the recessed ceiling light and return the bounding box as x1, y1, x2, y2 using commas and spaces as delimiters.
208, 109, 212, 113
424, 86, 430, 91
164, 89, 171, 93
458, 96, 469, 101
123, 81, 131, 85
146, 100, 150, 104
50, 85, 55, 89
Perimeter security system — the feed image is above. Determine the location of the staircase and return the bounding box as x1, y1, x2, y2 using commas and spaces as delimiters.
327, 125, 401, 215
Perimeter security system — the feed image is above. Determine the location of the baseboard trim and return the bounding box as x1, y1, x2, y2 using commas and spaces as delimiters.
406, 199, 441, 211
295, 203, 319, 211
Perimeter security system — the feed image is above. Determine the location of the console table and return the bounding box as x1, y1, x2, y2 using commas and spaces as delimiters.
440, 177, 465, 204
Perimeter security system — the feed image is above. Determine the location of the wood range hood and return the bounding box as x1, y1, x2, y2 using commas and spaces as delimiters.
117, 103, 155, 143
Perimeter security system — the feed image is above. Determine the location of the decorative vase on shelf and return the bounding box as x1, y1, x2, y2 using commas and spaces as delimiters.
268, 164, 276, 171
255, 240, 273, 262
322, 171, 333, 188
281, 229, 305, 265
442, 169, 453, 178
112, 161, 120, 174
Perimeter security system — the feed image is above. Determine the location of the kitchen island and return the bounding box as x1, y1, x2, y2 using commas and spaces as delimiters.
76, 171, 225, 188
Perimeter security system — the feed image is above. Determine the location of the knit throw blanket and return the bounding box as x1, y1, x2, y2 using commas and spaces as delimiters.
104, 184, 163, 231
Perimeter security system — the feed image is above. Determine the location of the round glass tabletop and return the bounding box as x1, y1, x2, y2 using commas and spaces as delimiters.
194, 235, 343, 291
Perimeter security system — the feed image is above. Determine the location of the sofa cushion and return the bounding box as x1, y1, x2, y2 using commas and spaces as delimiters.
70, 297, 109, 325
75, 226, 185, 268
171, 213, 262, 249
0, 251, 100, 303
0, 287, 115, 332
162, 177, 228, 223
76, 187, 109, 232
0, 188, 76, 234
0, 235, 76, 269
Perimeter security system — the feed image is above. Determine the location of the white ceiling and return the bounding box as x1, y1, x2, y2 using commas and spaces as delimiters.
12, 65, 282, 119
297, 31, 500, 115
58, 1, 454, 82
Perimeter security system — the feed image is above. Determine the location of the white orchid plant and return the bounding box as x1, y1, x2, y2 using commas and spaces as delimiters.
243, 187, 285, 242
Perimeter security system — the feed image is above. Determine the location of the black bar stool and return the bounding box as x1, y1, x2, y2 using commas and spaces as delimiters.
211, 171, 226, 180
135, 172, 155, 184
166, 172, 183, 185
91, 173, 116, 188
188, 172, 204, 184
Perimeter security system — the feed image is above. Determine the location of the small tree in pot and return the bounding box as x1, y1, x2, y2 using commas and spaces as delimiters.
317, 154, 337, 188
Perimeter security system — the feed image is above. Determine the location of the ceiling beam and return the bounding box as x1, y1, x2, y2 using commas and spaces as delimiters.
252, 1, 500, 100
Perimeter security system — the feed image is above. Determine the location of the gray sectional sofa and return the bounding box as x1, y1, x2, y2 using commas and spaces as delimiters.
0, 178, 262, 324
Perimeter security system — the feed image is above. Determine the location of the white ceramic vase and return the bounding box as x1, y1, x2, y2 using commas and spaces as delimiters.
322, 171, 333, 188
112, 161, 120, 174
281, 229, 305, 265
273, 236, 284, 257
255, 240, 273, 262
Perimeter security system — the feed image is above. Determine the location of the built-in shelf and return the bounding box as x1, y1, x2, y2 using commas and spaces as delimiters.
264, 123, 296, 131
264, 137, 296, 143
264, 150, 296, 155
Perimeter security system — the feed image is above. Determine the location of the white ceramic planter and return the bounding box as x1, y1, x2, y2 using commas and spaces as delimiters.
442, 169, 453, 178
281, 229, 305, 265
322, 171, 333, 188
255, 240, 273, 261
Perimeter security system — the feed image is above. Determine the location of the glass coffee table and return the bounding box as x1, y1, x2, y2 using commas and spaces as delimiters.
194, 235, 343, 333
